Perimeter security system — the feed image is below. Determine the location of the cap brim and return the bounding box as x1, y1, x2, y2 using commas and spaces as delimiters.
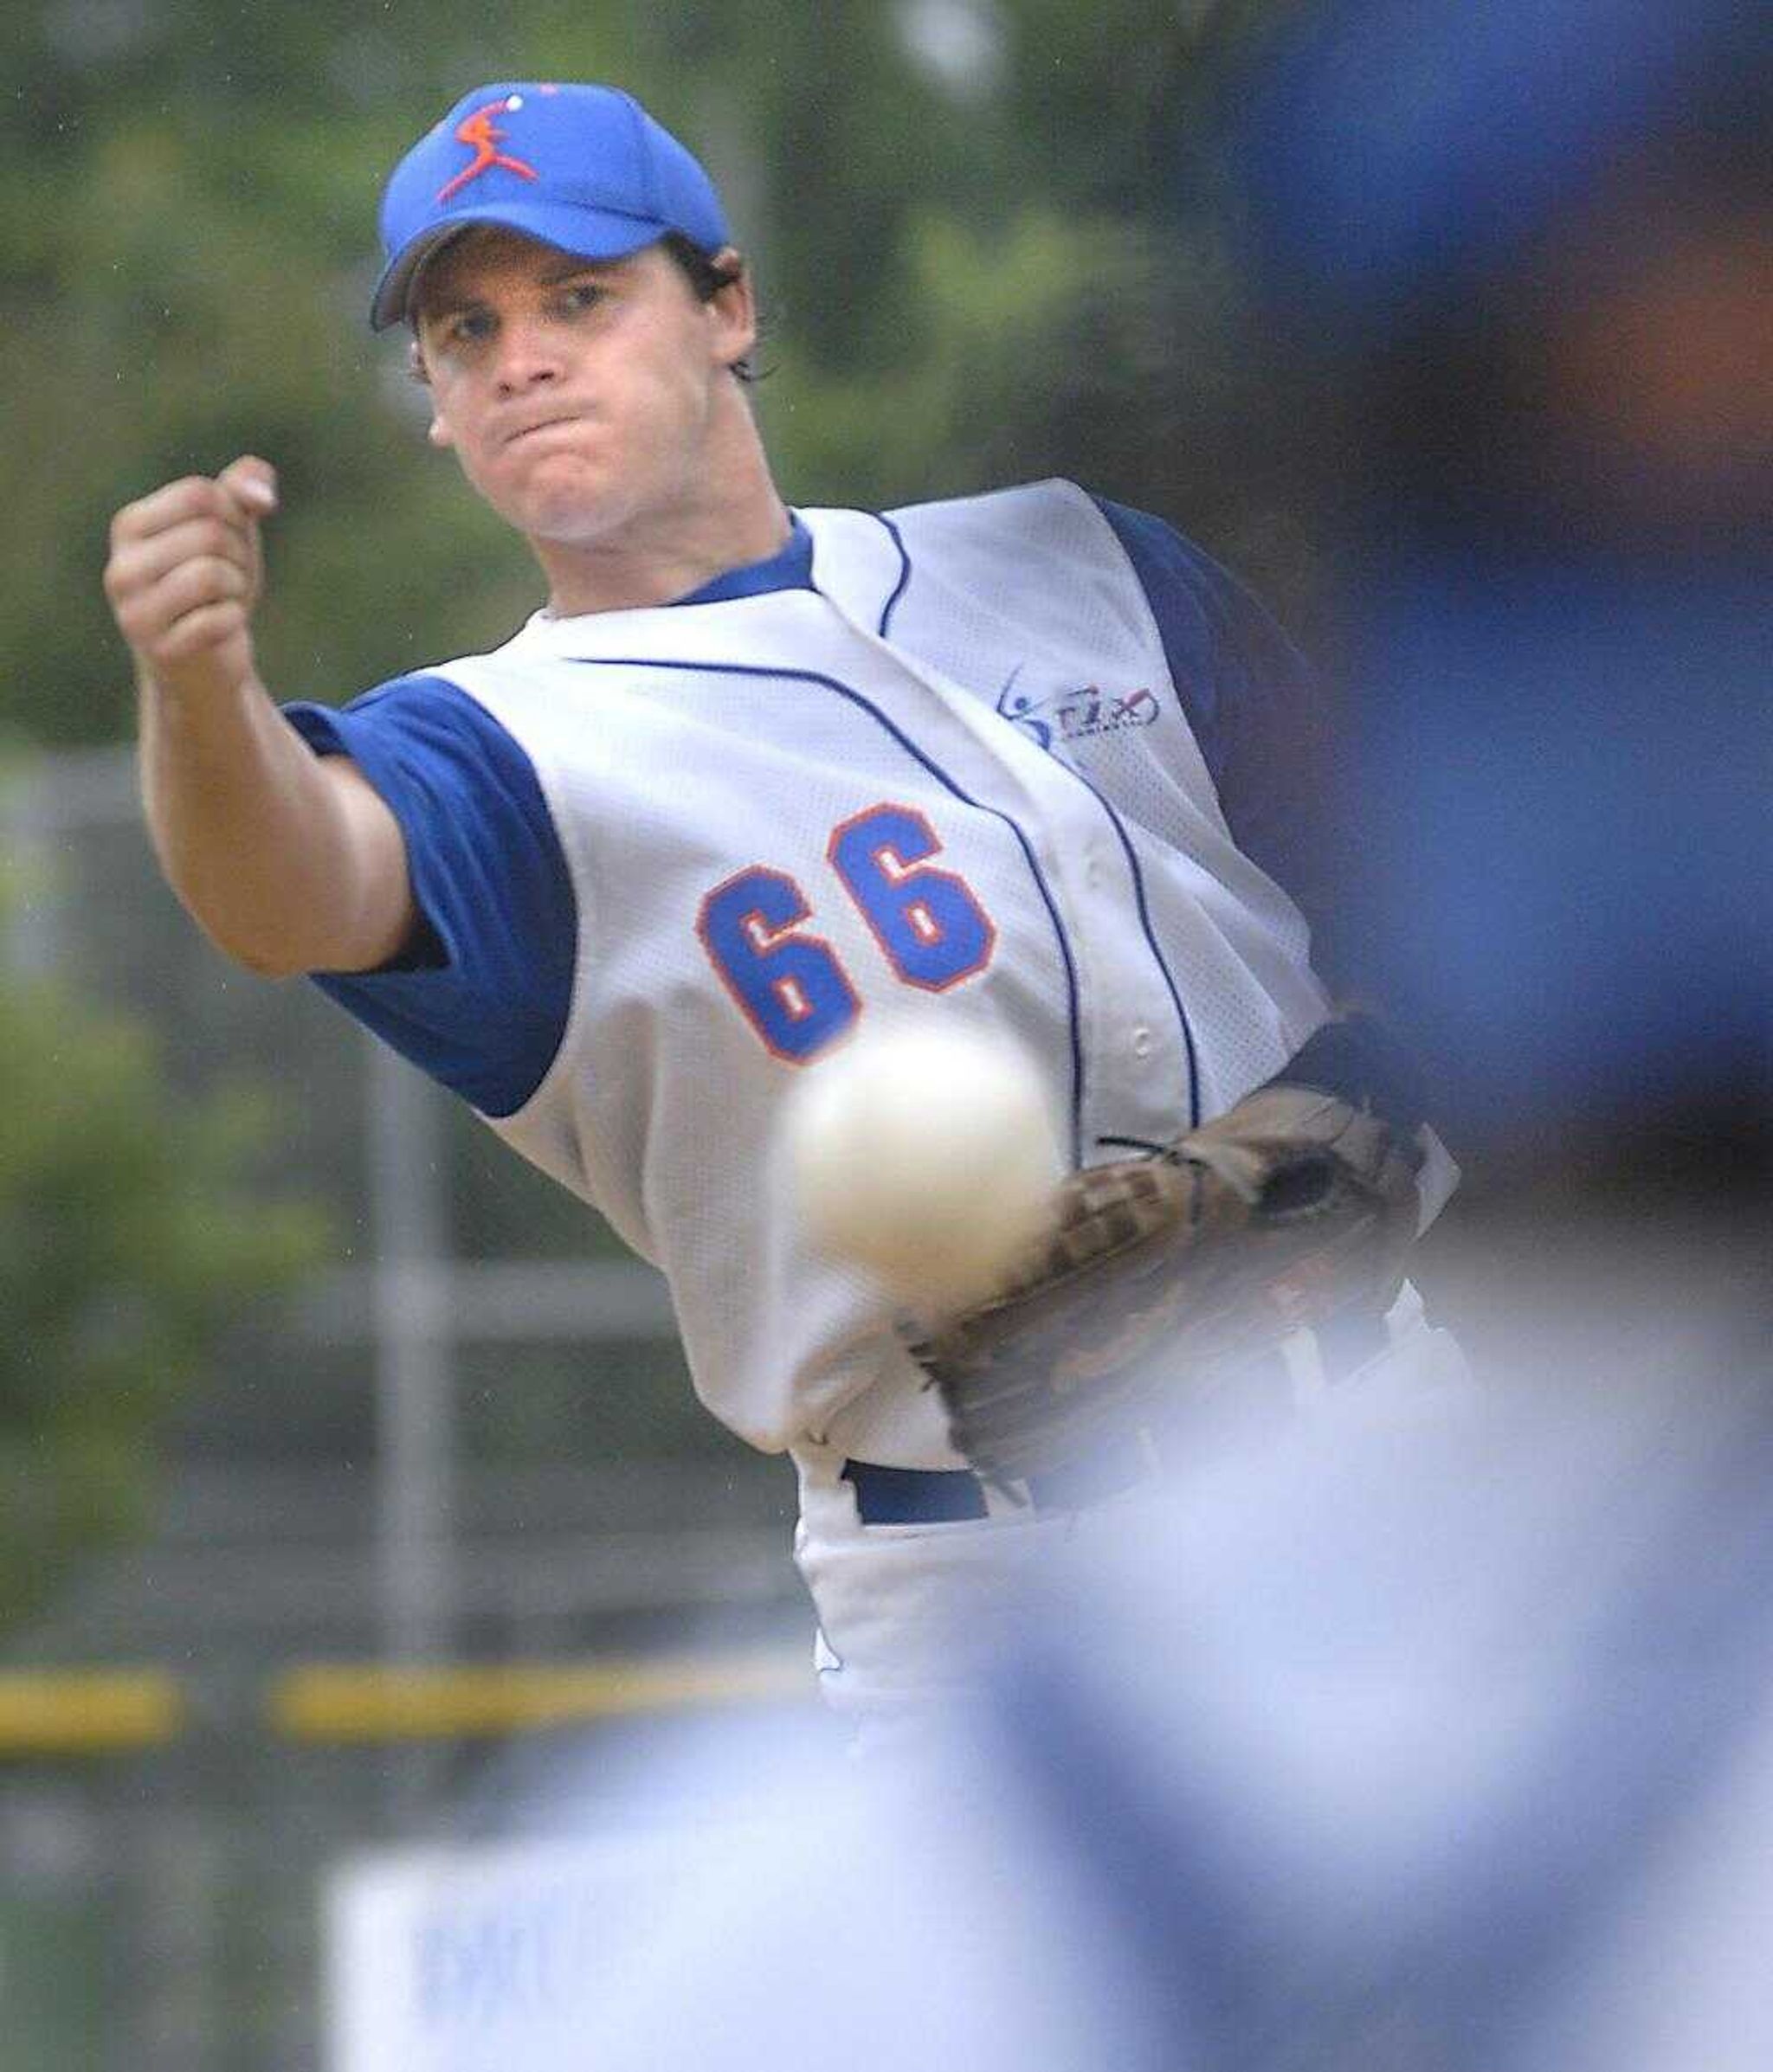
369, 202, 667, 330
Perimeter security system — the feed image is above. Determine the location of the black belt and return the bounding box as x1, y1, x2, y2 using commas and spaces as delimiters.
845, 1313, 1393, 1528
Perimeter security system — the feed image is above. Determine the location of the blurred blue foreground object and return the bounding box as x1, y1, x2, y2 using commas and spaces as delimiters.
462, 13, 1771, 2068
1233, 0, 1770, 1166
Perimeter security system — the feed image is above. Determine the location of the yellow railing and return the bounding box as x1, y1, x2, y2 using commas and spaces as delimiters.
0, 1671, 186, 1755
267, 1650, 811, 1743
0, 1651, 811, 1756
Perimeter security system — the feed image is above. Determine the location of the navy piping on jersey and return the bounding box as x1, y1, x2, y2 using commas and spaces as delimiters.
564, 653, 1088, 1168
872, 513, 913, 638
286, 497, 1289, 1129
881, 510, 1202, 1133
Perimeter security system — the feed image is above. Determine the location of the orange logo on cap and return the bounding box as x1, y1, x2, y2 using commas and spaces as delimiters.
435, 94, 540, 203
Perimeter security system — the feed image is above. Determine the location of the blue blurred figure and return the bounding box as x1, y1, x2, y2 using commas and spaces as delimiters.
486, 13, 1773, 2068
1233, 0, 1770, 1174
944, 8, 1773, 2066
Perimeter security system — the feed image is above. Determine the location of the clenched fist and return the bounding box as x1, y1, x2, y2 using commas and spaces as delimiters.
104, 456, 278, 705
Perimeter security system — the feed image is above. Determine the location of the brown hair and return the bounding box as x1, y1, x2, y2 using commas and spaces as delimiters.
661, 233, 758, 384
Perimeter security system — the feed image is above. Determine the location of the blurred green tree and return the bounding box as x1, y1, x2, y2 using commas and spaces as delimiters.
0, 844, 330, 1631
0, 0, 1309, 752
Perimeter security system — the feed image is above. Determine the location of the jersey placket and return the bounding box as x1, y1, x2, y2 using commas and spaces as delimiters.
990, 737, 1199, 1165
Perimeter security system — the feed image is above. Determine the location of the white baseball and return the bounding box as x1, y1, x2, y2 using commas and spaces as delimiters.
784, 1025, 1064, 1317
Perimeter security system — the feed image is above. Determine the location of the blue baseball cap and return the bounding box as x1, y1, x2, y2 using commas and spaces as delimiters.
371, 80, 732, 331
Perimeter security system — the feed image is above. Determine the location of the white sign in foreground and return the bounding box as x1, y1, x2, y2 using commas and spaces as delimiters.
326, 1826, 749, 2072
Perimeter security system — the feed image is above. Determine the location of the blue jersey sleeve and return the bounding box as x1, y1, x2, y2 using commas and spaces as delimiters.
280, 675, 577, 1118
1091, 497, 1338, 940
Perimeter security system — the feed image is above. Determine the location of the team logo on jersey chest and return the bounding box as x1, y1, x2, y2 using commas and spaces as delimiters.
996, 666, 1160, 752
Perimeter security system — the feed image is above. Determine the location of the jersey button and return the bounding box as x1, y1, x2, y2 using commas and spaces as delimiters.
1131, 1026, 1153, 1059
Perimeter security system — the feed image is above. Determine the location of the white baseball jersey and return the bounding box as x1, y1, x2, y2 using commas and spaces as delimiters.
287, 478, 1465, 1712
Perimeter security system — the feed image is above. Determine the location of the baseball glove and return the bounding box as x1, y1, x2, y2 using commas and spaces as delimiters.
905, 1018, 1428, 1490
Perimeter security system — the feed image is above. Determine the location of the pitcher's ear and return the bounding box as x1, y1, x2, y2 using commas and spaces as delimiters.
409, 341, 456, 448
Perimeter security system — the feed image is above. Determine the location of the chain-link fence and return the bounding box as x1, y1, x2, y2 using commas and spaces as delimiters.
1, 747, 812, 2072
